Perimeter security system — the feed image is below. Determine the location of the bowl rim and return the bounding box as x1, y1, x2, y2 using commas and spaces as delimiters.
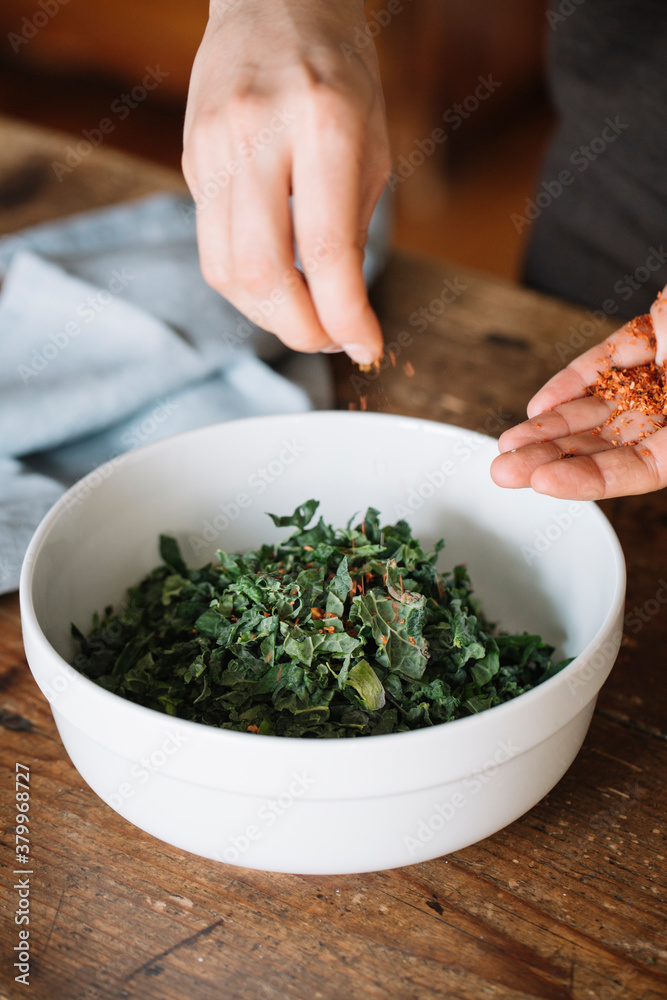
19, 410, 627, 756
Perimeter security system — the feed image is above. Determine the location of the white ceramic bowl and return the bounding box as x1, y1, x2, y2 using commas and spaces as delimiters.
20, 412, 625, 874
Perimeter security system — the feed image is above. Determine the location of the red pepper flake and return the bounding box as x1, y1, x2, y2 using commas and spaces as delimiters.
558, 449, 577, 459
303, 545, 313, 551
623, 312, 656, 348
585, 313, 667, 446
641, 447, 652, 456
321, 626, 336, 633
380, 636, 388, 644
587, 360, 667, 416
408, 637, 416, 645
247, 724, 260, 734
403, 361, 415, 377
311, 607, 325, 620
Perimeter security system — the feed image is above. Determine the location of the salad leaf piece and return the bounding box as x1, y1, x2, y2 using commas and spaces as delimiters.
345, 659, 386, 711
71, 501, 572, 738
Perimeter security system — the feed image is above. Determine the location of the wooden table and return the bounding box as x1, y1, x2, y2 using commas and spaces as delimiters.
0, 116, 665, 1000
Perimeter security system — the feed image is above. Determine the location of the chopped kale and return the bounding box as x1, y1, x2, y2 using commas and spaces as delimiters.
71, 501, 571, 737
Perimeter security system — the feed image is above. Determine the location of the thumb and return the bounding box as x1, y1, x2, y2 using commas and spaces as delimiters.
650, 283, 667, 366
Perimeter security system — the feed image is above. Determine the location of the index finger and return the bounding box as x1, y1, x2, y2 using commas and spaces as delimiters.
291, 113, 386, 366
527, 314, 656, 418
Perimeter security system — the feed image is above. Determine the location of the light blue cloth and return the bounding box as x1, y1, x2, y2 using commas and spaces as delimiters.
0, 191, 389, 594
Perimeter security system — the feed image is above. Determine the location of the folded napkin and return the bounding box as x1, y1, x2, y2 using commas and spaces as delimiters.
0, 191, 389, 594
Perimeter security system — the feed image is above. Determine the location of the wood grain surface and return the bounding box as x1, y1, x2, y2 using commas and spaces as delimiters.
0, 115, 665, 1000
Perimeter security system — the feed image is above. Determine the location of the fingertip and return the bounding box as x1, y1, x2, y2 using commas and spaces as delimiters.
497, 428, 518, 454
489, 451, 526, 489
327, 302, 384, 365
342, 343, 381, 366
526, 393, 554, 420
489, 454, 509, 488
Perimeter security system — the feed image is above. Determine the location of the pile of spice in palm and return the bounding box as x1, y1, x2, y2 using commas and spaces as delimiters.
585, 313, 667, 445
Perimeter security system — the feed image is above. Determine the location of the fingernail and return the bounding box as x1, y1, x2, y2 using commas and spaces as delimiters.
321, 345, 345, 354
342, 343, 378, 365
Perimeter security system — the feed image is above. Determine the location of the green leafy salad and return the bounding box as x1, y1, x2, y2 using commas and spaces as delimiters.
71, 500, 570, 738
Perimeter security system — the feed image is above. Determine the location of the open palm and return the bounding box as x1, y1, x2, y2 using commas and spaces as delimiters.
491, 296, 667, 500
